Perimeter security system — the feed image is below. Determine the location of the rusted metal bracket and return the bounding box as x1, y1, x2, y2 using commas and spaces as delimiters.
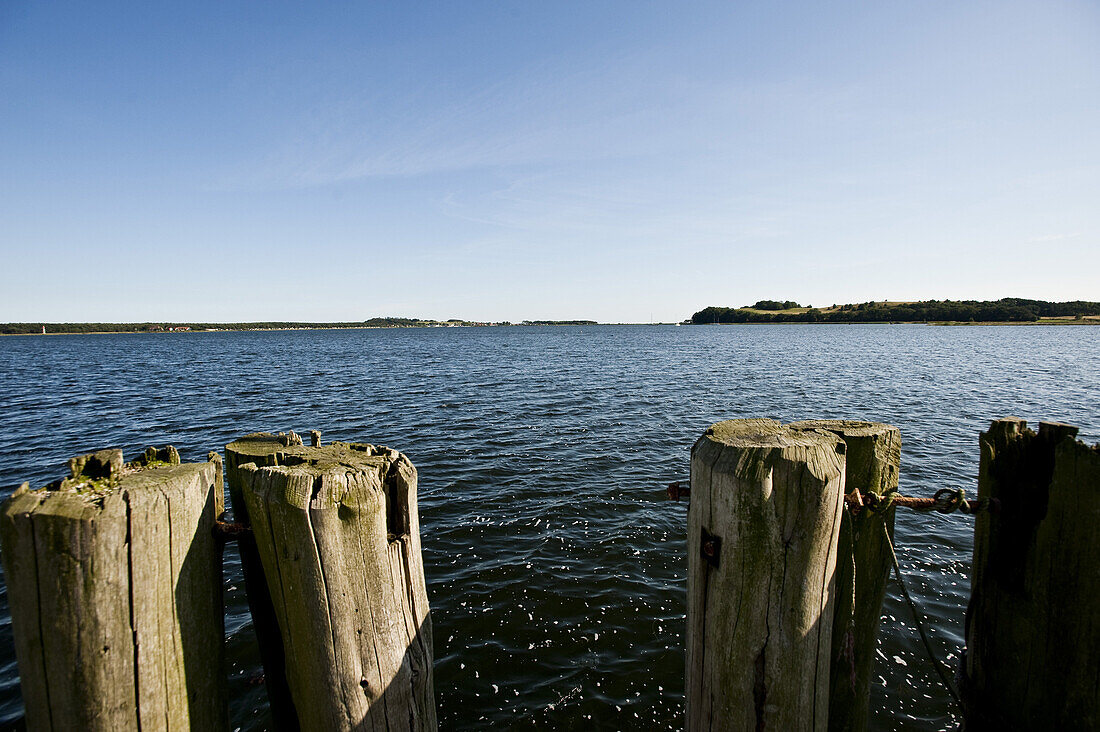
214, 520, 251, 541
667, 480, 690, 501
700, 527, 721, 569
850, 489, 1000, 516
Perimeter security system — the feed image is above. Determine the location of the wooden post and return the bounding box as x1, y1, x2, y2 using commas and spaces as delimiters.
789, 420, 900, 732
224, 433, 305, 729
229, 436, 435, 731
0, 447, 226, 731
687, 419, 846, 732
962, 418, 1100, 730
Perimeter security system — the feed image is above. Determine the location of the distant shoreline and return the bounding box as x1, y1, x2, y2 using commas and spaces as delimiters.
930, 318, 1100, 326
688, 320, 1100, 327
7, 298, 1100, 335
0, 321, 599, 336
2, 326, 397, 336
4, 319, 1100, 336
691, 298, 1100, 326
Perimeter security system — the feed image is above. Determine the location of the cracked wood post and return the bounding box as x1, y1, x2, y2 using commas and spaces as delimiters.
789, 421, 900, 732
224, 432, 306, 729
0, 447, 226, 731
687, 419, 846, 732
229, 436, 435, 731
961, 418, 1100, 730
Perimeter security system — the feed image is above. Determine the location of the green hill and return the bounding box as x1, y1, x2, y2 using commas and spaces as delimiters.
690, 299, 1100, 324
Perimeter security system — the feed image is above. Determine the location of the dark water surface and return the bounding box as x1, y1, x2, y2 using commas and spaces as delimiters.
0, 324, 1097, 730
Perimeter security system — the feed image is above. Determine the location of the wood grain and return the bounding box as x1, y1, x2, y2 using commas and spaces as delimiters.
0, 453, 226, 731
236, 439, 435, 731
963, 418, 1100, 730
687, 419, 845, 732
789, 420, 900, 732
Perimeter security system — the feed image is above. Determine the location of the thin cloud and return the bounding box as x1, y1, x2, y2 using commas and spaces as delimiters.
1028, 232, 1081, 243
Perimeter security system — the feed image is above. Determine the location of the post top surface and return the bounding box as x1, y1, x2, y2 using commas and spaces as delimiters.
788, 419, 899, 438
227, 433, 397, 474
5, 459, 212, 513
236, 453, 389, 478
983, 418, 1084, 445
226, 432, 301, 454
1038, 421, 1079, 438
704, 418, 841, 449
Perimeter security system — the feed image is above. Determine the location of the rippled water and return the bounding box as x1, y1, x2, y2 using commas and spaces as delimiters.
0, 324, 1097, 730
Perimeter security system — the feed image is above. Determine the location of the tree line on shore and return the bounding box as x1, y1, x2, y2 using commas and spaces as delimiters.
1, 318, 438, 335
690, 298, 1100, 324
0, 317, 601, 335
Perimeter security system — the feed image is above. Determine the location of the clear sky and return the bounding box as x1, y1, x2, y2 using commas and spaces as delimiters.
1, 1, 1097, 323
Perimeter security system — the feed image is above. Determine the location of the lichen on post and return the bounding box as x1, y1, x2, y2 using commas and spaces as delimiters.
0, 447, 226, 731
789, 420, 900, 732
228, 435, 435, 731
687, 419, 846, 732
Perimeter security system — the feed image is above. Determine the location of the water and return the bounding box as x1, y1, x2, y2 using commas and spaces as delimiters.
0, 324, 1096, 730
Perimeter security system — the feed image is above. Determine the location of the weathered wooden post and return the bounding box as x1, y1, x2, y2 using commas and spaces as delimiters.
687, 419, 846, 732
961, 418, 1100, 730
789, 420, 900, 732
228, 434, 435, 731
224, 432, 305, 728
0, 447, 226, 731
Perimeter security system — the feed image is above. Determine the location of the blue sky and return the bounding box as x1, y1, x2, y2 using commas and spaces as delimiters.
1, 1, 1097, 323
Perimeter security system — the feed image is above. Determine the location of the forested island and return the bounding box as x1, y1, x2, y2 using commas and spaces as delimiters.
6, 301, 1098, 333
691, 298, 1100, 324
0, 318, 597, 335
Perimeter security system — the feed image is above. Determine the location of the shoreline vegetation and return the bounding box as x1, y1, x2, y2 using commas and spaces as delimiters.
690, 298, 1100, 325
0, 318, 597, 335
3, 299, 1099, 335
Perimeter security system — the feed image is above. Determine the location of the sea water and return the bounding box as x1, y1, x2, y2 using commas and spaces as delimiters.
0, 324, 1096, 730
